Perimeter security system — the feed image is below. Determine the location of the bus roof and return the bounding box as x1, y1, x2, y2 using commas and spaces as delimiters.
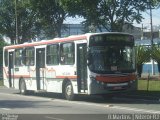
4, 34, 87, 50
4, 32, 133, 50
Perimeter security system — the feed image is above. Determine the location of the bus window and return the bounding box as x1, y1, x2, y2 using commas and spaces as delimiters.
46, 44, 59, 65
60, 43, 75, 65
88, 34, 135, 73
15, 49, 23, 66
22, 48, 35, 66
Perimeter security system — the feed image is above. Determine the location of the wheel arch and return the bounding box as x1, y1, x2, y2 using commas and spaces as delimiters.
62, 78, 71, 94
19, 77, 25, 89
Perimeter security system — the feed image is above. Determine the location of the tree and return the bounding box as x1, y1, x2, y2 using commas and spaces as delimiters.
0, 0, 16, 44
151, 45, 160, 77
135, 46, 151, 78
31, 0, 67, 38
0, 0, 38, 44
16, 0, 39, 43
59, 0, 159, 32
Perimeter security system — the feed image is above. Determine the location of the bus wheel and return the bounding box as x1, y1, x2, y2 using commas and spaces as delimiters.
64, 81, 75, 101
20, 80, 27, 95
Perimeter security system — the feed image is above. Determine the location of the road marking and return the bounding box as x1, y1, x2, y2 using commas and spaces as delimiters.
0, 93, 52, 101
53, 99, 160, 114
1, 92, 160, 114
110, 106, 160, 114
1, 108, 11, 111
45, 116, 64, 120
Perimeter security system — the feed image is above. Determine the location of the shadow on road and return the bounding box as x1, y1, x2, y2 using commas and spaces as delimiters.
13, 90, 160, 105
1, 86, 159, 105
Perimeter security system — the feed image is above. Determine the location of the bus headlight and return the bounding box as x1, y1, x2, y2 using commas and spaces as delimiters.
130, 81, 133, 84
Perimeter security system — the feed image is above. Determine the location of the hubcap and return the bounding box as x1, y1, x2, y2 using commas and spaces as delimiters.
21, 82, 25, 93
66, 85, 72, 96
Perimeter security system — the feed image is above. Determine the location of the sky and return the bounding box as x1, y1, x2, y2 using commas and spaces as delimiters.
134, 8, 160, 28
64, 8, 160, 28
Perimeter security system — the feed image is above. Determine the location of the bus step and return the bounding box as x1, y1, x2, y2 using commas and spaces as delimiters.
79, 92, 87, 95
35, 90, 47, 93
80, 90, 88, 94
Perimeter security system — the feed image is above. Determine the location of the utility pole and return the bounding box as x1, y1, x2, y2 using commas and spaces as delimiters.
141, 24, 144, 40
15, 0, 18, 44
149, 0, 155, 75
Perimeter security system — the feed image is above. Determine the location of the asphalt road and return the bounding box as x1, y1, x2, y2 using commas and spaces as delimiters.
0, 86, 160, 120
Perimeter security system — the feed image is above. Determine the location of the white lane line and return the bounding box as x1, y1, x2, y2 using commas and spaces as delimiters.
110, 106, 160, 114
45, 116, 64, 120
1, 108, 11, 111
0, 93, 51, 101
53, 99, 160, 114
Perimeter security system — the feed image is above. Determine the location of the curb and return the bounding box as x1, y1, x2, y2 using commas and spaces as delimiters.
119, 94, 160, 101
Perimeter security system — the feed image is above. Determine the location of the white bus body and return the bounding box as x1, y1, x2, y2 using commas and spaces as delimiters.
3, 32, 137, 100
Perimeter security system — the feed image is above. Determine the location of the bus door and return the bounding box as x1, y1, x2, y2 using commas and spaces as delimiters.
8, 51, 14, 88
77, 43, 88, 93
36, 48, 45, 90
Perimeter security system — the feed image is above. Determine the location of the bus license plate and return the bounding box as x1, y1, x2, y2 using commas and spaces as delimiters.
113, 86, 122, 90
111, 66, 117, 71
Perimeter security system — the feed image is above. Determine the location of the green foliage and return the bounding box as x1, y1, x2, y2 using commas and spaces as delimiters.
151, 45, 160, 73
135, 46, 151, 65
60, 0, 158, 32
0, 80, 3, 86
135, 45, 151, 77
0, 0, 38, 44
151, 45, 160, 62
0, 0, 67, 43
0, 0, 160, 43
30, 0, 67, 38
138, 80, 160, 91
0, 0, 16, 44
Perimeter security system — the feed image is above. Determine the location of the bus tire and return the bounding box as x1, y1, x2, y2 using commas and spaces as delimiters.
19, 80, 27, 95
64, 81, 75, 101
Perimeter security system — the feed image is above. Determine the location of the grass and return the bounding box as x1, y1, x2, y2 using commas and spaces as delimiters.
0, 80, 3, 86
138, 79, 160, 91
134, 79, 160, 98
125, 79, 160, 98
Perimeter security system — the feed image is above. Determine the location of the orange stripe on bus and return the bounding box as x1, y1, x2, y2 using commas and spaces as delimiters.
96, 74, 136, 83
56, 76, 77, 79
11, 75, 31, 78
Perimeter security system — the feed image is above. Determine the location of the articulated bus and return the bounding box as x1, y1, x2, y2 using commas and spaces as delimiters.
3, 32, 137, 100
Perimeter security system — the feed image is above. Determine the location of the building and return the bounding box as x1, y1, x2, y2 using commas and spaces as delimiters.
61, 24, 84, 37
61, 24, 108, 37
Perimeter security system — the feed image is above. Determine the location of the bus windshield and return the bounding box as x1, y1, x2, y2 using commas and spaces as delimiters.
88, 34, 135, 74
